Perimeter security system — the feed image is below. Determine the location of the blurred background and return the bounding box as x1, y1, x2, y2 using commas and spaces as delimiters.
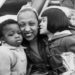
0, 0, 75, 16
0, 0, 28, 16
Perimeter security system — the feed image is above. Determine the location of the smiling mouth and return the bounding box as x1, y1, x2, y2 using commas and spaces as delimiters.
16, 40, 22, 43
24, 32, 32, 36
25, 33, 32, 37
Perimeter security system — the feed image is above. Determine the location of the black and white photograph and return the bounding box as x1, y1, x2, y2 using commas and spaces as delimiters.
0, 0, 75, 75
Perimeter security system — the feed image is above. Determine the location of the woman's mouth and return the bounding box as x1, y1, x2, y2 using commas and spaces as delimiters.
26, 33, 32, 36
24, 32, 32, 37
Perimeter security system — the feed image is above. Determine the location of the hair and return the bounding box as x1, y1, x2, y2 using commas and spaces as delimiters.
0, 19, 18, 39
41, 8, 72, 33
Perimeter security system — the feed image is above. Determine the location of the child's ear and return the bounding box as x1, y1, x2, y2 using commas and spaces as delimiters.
0, 37, 3, 45
0, 37, 6, 45
0, 37, 5, 42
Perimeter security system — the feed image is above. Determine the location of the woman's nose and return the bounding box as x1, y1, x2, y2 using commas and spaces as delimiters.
24, 25, 31, 32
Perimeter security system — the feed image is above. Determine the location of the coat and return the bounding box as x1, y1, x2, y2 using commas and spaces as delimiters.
0, 43, 27, 75
47, 30, 75, 75
24, 30, 75, 75
24, 35, 52, 75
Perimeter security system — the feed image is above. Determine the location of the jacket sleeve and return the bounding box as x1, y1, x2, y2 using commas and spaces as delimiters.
0, 48, 11, 75
63, 35, 75, 53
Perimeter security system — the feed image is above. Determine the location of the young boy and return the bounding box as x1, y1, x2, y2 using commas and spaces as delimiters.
0, 18, 27, 75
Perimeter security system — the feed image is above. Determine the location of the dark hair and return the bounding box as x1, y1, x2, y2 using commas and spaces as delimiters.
41, 8, 72, 33
0, 19, 18, 38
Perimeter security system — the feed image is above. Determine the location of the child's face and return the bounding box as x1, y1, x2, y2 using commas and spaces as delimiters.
2, 23, 23, 47
39, 17, 49, 34
70, 14, 75, 26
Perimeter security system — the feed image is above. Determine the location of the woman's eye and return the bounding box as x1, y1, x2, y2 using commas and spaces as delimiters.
43, 18, 46, 22
42, 17, 47, 22
29, 22, 35, 26
19, 23, 25, 27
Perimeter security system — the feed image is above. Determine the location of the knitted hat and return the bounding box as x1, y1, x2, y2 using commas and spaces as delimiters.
17, 4, 38, 20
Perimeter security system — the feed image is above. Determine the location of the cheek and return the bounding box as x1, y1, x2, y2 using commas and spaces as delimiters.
32, 26, 38, 35
20, 28, 26, 35
42, 24, 47, 30
45, 25, 48, 30
20, 27, 25, 32
5, 38, 13, 44
20, 35, 23, 40
5, 35, 14, 40
32, 25, 38, 31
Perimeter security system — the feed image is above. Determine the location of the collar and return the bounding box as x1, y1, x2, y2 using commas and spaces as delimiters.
2, 43, 26, 51
49, 30, 72, 41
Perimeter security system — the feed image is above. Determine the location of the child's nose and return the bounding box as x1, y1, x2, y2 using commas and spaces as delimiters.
15, 33, 20, 38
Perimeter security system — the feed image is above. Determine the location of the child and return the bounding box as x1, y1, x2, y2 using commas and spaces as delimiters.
0, 18, 27, 75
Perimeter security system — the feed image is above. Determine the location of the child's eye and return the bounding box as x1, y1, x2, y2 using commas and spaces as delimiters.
8, 33, 14, 36
7, 31, 14, 36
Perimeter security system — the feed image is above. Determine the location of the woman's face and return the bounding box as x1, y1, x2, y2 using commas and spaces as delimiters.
70, 14, 75, 26
39, 17, 49, 34
18, 10, 38, 41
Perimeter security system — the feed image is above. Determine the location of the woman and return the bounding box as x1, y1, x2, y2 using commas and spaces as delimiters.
17, 6, 52, 75
40, 7, 75, 75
